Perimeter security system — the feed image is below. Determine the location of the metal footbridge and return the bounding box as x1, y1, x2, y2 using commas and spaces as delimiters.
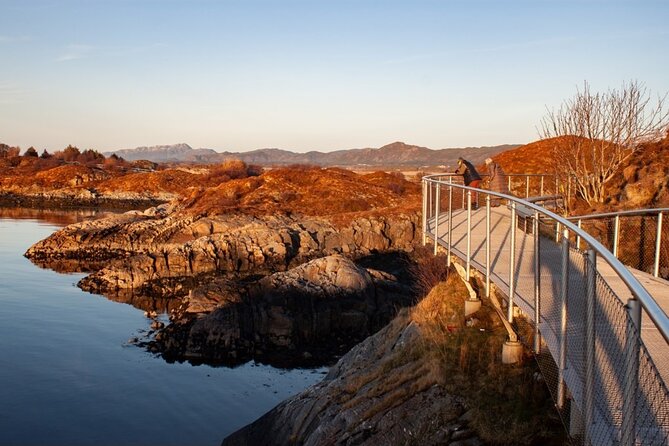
422, 174, 669, 446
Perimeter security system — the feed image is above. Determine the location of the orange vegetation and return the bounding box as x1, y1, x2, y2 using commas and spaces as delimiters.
181, 166, 421, 219
0, 157, 259, 197
487, 137, 565, 174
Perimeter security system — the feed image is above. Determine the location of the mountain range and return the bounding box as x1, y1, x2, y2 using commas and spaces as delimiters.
105, 142, 521, 168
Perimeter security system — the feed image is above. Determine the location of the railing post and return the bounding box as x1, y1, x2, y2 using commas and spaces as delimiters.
622, 297, 641, 446
447, 179, 453, 267
508, 175, 512, 195
555, 221, 561, 243
654, 212, 663, 278
434, 183, 440, 255
422, 179, 427, 246
427, 181, 432, 221
540, 175, 544, 196
486, 195, 491, 298
613, 215, 620, 258
533, 211, 541, 353
555, 176, 559, 196
576, 219, 582, 251
508, 201, 517, 323
583, 249, 597, 445
466, 190, 472, 281
525, 175, 530, 198
557, 228, 570, 410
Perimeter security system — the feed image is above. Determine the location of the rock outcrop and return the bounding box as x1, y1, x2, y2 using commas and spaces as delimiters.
221, 273, 565, 446
27, 204, 419, 296
152, 255, 415, 366
221, 309, 474, 445
25, 200, 420, 365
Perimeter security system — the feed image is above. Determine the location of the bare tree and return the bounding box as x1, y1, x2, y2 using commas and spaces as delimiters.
540, 81, 669, 206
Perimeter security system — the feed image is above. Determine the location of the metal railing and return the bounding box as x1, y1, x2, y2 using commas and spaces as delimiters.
506, 173, 559, 199
568, 209, 668, 279
422, 174, 669, 446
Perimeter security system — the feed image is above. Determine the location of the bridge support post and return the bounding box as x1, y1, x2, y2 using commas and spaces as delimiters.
654, 212, 663, 278
508, 202, 517, 323
583, 249, 597, 445
422, 180, 427, 246
613, 215, 620, 258
533, 211, 541, 353
502, 340, 523, 364
434, 183, 440, 255
485, 195, 491, 298
447, 181, 453, 267
622, 298, 641, 446
557, 228, 570, 410
466, 190, 472, 281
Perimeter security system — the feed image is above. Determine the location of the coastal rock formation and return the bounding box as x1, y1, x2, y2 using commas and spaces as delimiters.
23, 166, 423, 365
25, 201, 419, 364
152, 255, 415, 365
27, 204, 419, 296
221, 309, 473, 445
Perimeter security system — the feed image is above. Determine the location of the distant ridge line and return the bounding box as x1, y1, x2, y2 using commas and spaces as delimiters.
104, 141, 522, 167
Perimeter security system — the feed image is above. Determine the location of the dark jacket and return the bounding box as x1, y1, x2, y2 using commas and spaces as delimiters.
455, 159, 482, 186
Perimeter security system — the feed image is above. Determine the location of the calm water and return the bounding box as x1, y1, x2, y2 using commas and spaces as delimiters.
0, 212, 325, 446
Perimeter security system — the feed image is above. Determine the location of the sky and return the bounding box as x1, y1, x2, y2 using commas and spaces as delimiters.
1, 0, 668, 153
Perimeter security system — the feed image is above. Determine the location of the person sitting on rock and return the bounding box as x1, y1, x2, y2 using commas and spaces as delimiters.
454, 157, 482, 209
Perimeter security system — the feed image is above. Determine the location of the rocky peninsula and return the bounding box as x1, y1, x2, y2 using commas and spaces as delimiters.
24, 165, 423, 366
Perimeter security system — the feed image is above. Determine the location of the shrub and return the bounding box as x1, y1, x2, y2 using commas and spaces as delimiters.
407, 245, 451, 297
0, 144, 20, 158
204, 159, 258, 184
78, 149, 105, 165
24, 147, 38, 157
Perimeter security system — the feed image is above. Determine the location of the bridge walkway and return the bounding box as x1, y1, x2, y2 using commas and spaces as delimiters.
426, 206, 669, 388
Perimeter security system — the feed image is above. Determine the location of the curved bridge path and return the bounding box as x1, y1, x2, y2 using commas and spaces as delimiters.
427, 206, 669, 391
424, 206, 669, 445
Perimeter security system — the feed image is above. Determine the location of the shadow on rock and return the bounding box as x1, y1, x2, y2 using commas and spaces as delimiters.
148, 254, 418, 368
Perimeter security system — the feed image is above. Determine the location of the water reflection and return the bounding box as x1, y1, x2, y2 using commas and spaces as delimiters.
0, 211, 326, 446
0, 206, 110, 225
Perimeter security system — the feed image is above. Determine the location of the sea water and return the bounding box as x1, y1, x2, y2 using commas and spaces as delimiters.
0, 211, 325, 446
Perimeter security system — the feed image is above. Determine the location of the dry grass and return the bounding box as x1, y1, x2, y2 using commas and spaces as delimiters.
323, 272, 563, 444
409, 274, 564, 444
407, 245, 451, 298
180, 166, 421, 219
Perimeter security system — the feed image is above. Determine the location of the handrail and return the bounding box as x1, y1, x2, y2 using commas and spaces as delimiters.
422, 174, 669, 344
425, 172, 559, 200
568, 208, 669, 221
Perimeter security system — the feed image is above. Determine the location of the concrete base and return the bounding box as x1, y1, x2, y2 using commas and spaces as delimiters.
502, 340, 523, 364
464, 299, 481, 317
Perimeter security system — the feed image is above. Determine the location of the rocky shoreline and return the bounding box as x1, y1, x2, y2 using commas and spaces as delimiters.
0, 191, 166, 212
25, 200, 421, 367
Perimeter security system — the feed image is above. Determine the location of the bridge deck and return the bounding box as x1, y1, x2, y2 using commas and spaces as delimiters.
427, 206, 669, 387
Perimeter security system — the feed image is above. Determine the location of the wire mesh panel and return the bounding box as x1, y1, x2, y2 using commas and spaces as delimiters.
577, 213, 668, 280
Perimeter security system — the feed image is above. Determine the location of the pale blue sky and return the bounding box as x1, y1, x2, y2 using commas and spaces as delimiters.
1, 0, 667, 152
